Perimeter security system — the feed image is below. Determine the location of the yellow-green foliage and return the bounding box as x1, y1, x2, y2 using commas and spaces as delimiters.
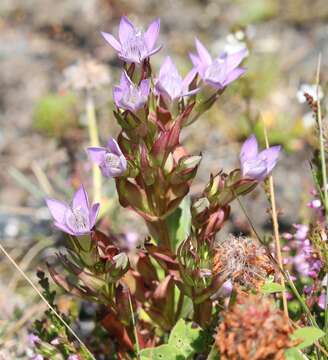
236, 0, 279, 25
33, 92, 78, 138
253, 117, 307, 152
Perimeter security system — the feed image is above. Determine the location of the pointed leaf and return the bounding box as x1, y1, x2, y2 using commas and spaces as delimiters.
140, 344, 181, 360
285, 348, 309, 359
168, 319, 204, 357
261, 281, 285, 294
166, 196, 191, 250
291, 327, 325, 349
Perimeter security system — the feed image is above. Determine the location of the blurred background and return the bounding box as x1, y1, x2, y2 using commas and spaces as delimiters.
1, 0, 328, 358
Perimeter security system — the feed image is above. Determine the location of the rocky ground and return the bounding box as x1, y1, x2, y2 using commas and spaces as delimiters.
1, 0, 328, 358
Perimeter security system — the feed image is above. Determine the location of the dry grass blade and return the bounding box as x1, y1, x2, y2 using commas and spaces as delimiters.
31, 160, 54, 196
8, 240, 49, 291
0, 242, 96, 360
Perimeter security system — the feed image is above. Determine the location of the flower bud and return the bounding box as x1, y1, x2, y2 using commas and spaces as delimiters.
88, 138, 127, 179
169, 155, 201, 185
240, 134, 281, 181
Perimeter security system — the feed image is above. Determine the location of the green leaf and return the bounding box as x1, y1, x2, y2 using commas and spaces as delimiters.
166, 196, 191, 251
179, 296, 193, 319
291, 327, 325, 349
168, 319, 204, 358
140, 320, 206, 359
261, 281, 285, 294
284, 348, 308, 359
139, 344, 182, 360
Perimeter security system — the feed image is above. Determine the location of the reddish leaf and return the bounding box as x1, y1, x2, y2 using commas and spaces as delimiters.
101, 311, 134, 351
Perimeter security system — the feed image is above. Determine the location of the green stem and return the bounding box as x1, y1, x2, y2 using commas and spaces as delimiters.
147, 218, 171, 250
315, 56, 328, 333
128, 291, 140, 359
325, 277, 328, 333
175, 291, 184, 322
286, 273, 319, 328
185, 91, 218, 126
193, 298, 212, 327
86, 92, 102, 203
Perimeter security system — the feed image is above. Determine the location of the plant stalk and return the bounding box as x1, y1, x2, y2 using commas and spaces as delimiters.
86, 92, 102, 203
147, 218, 171, 250
128, 291, 140, 359
263, 127, 289, 318
315, 55, 328, 333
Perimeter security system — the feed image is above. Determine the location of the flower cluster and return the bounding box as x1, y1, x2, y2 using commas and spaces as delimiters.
40, 15, 285, 360
46, 17, 280, 240
283, 224, 322, 279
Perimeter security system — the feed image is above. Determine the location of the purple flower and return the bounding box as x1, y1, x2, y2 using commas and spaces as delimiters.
219, 280, 233, 298
50, 338, 60, 345
68, 356, 79, 360
28, 333, 40, 347
303, 285, 314, 295
155, 56, 198, 101
308, 199, 322, 209
101, 16, 161, 63
239, 134, 281, 181
190, 38, 247, 89
113, 71, 150, 112
294, 224, 308, 241
286, 224, 322, 278
46, 185, 99, 236
87, 138, 127, 178
293, 254, 311, 277
286, 292, 293, 301
318, 292, 326, 310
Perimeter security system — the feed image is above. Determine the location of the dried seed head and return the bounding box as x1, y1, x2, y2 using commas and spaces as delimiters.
213, 235, 273, 289
216, 293, 295, 360
304, 92, 318, 114
63, 59, 111, 91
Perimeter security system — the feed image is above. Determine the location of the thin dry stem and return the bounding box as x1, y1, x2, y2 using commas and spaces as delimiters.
31, 161, 54, 196
86, 92, 102, 204
263, 126, 288, 318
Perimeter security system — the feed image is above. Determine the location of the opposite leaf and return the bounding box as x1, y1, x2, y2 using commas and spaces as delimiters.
261, 281, 285, 294
167, 196, 191, 250
291, 327, 325, 350
139, 344, 182, 360
284, 348, 309, 360
168, 319, 204, 357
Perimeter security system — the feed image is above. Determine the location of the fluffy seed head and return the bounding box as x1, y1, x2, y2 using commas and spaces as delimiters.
213, 235, 273, 289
